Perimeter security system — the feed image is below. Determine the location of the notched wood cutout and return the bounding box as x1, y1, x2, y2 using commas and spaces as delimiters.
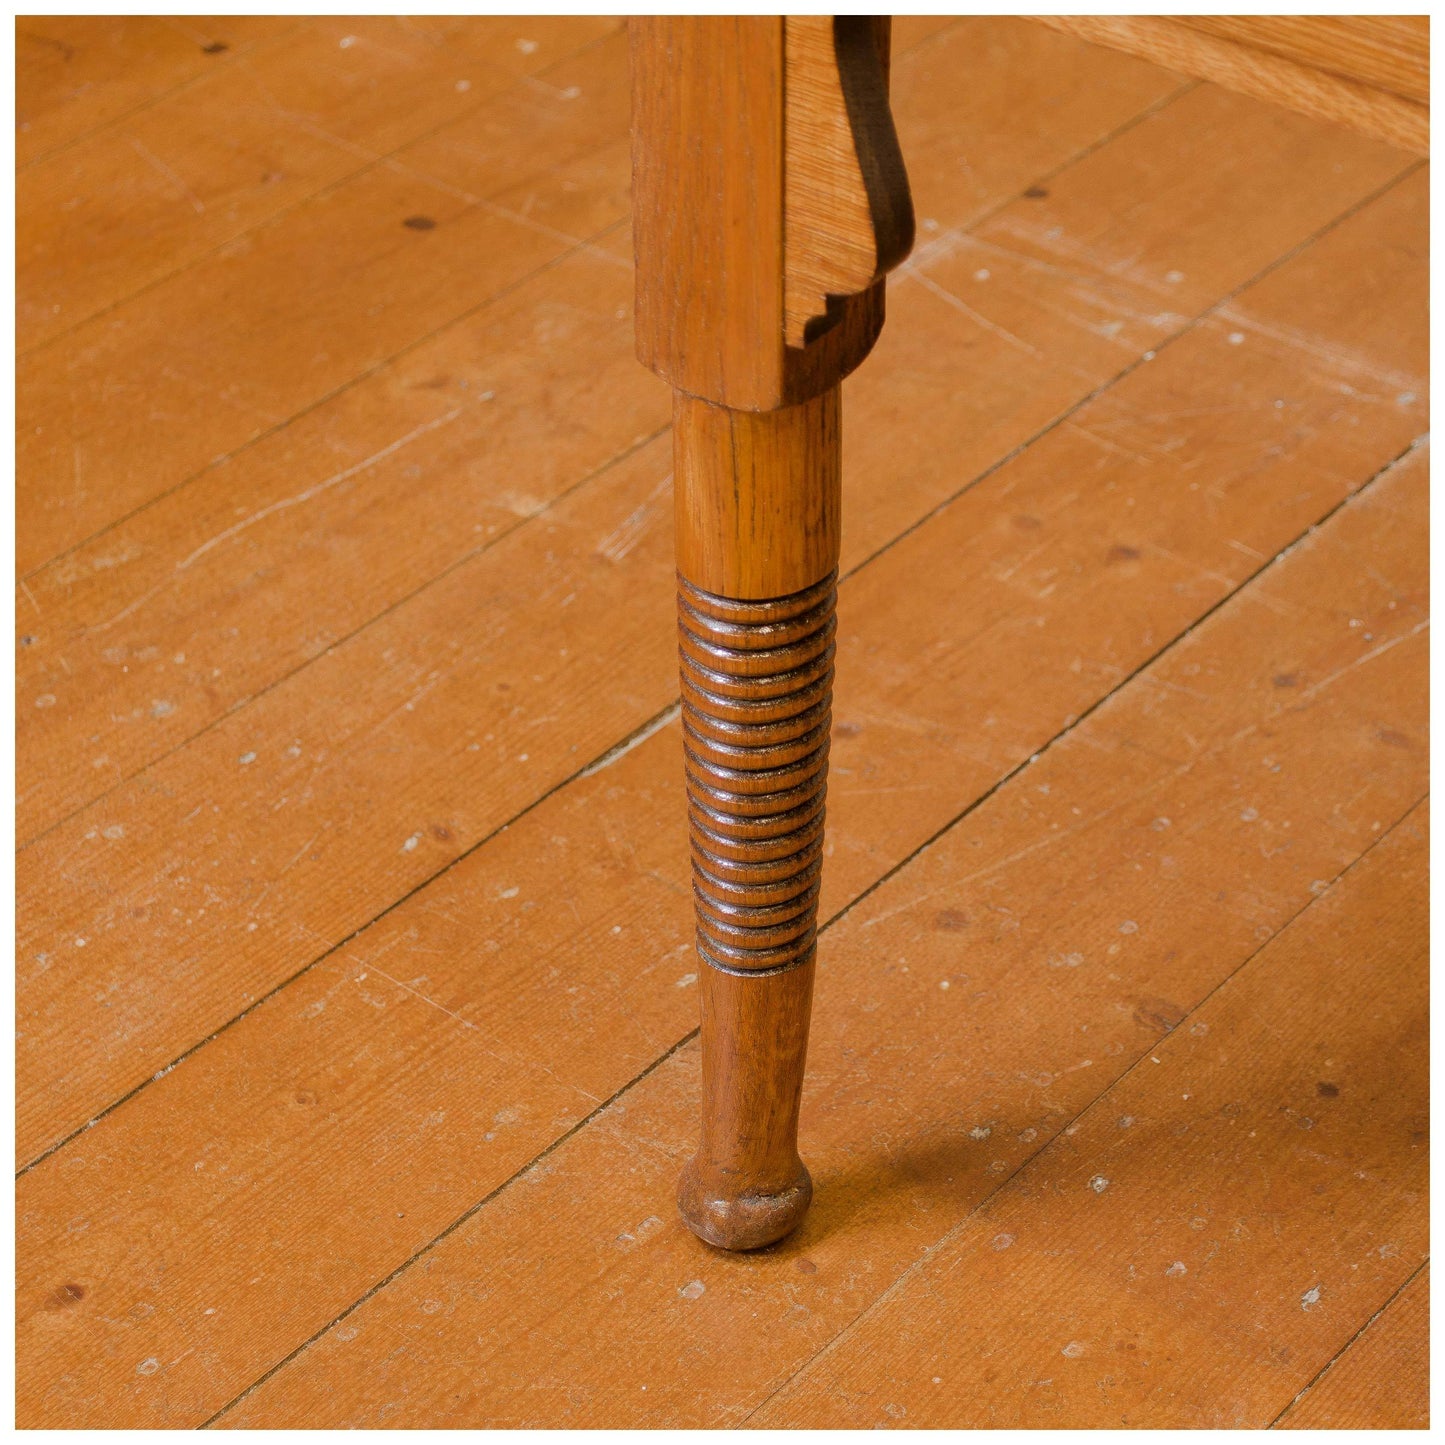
784, 16, 915, 347
631, 16, 913, 410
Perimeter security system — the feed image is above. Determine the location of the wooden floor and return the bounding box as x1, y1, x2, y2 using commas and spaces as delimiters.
16, 16, 1429, 1430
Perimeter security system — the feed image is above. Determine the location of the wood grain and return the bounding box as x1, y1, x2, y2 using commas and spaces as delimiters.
15, 25, 1255, 1123
631, 18, 912, 410
1276, 1264, 1429, 1428
1034, 15, 1428, 153
7, 21, 1237, 840
679, 571, 837, 976
18, 171, 559, 573
756, 798, 1429, 1427
1, 15, 1116, 839
674, 562, 839, 1247
1180, 17, 1428, 105
629, 17, 788, 410
783, 18, 913, 346
17, 245, 663, 844
16, 185, 1427, 1421
677, 959, 818, 1250
212, 437, 1427, 1430
846, 85, 1417, 578
15, 25, 1428, 1424
887, 18, 1180, 239
673, 392, 840, 598
15, 432, 676, 1169
640, 15, 911, 1246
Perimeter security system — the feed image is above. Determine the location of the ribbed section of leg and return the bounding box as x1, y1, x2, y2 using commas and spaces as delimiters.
677, 571, 836, 976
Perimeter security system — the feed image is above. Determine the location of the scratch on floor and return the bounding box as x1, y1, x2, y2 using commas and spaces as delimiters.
979, 213, 1174, 296
87, 408, 467, 634
1212, 307, 1424, 396
833, 782, 939, 800
179, 408, 466, 571
596, 471, 673, 563
363, 961, 481, 1034
386, 155, 483, 207
1062, 418, 1159, 466
239, 65, 384, 165
951, 765, 1193, 898
645, 867, 689, 900
597, 500, 657, 563
481, 195, 634, 272
1150, 542, 1245, 594
1019, 282, 1187, 347
909, 228, 1092, 289
535, 1055, 604, 1107
1133, 671, 1213, 704
1299, 618, 1429, 704
126, 134, 205, 213
902, 266, 1045, 361
241, 66, 622, 271
277, 831, 323, 880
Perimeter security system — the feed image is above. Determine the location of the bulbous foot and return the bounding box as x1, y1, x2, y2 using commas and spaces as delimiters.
677, 1156, 813, 1251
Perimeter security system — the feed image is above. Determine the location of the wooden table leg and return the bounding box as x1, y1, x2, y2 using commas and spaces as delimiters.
630, 17, 911, 1250
673, 390, 839, 1248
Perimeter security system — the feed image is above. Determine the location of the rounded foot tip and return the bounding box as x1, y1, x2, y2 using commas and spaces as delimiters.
677, 1158, 813, 1251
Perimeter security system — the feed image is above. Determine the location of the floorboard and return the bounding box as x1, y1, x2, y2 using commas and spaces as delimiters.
16, 155, 1422, 1170
15, 16, 1428, 1431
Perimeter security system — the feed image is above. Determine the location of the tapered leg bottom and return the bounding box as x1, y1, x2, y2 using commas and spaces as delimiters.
677, 961, 816, 1250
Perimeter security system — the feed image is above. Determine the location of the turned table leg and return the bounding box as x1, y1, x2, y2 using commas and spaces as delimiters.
672, 390, 840, 1248
629, 17, 911, 1249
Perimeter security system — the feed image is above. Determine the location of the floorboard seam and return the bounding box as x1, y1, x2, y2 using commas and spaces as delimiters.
844, 156, 1423, 591
16, 678, 684, 1178
21, 136, 1418, 837
17, 15, 965, 579
17, 207, 632, 588
824, 436, 1425, 941
17, 45, 1170, 584
17, 82, 1213, 845
16, 27, 1428, 1428
1265, 1256, 1430, 1427
20, 15, 964, 181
